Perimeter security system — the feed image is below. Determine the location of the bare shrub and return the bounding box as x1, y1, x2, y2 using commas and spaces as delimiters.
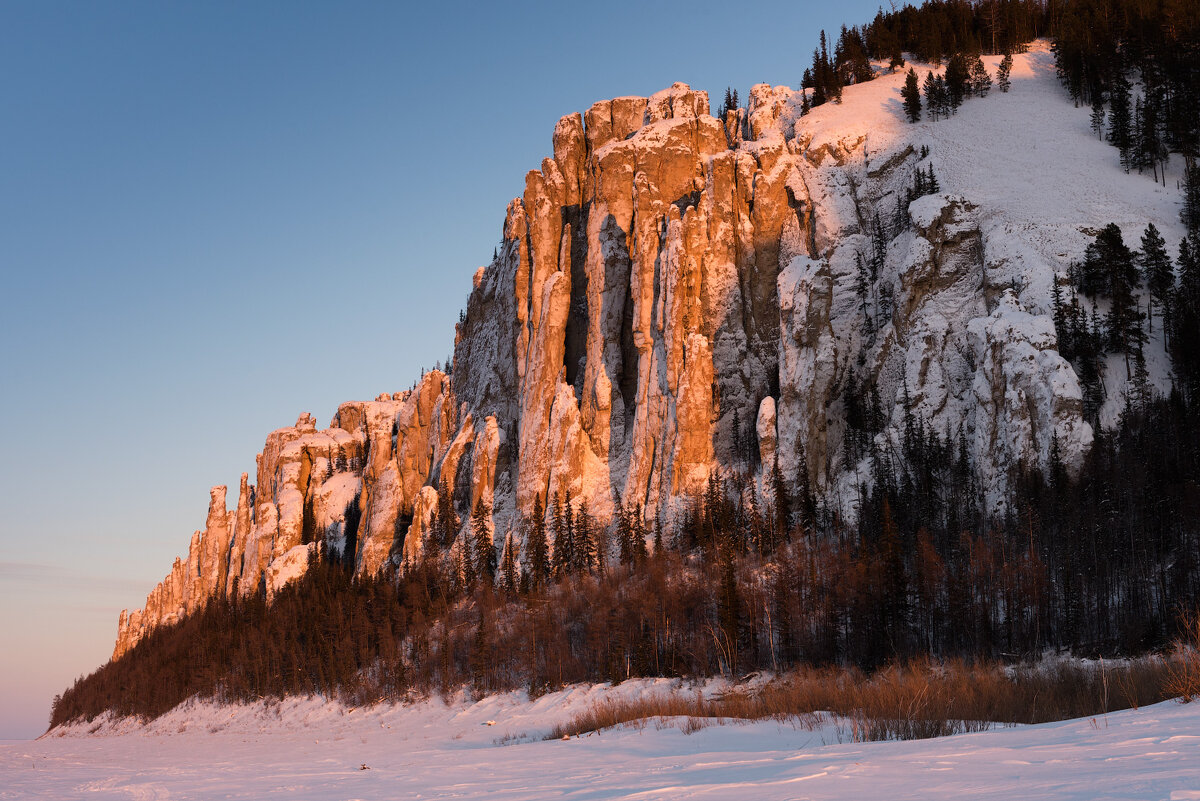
1165, 612, 1200, 702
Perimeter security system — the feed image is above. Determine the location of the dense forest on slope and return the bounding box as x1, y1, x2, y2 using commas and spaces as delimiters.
50, 0, 1200, 728
50, 380, 1200, 727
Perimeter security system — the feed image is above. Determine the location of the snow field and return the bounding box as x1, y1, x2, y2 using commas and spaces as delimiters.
6, 683, 1200, 800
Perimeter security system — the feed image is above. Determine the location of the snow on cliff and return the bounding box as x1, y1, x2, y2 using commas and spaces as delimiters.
114, 43, 1188, 657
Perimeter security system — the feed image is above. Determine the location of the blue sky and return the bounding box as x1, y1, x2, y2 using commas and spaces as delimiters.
0, 0, 883, 739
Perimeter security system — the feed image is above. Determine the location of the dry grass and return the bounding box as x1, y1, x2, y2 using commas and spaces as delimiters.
1165, 613, 1200, 702
548, 651, 1193, 742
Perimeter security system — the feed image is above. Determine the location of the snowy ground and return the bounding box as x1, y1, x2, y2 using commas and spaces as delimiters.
4, 683, 1200, 800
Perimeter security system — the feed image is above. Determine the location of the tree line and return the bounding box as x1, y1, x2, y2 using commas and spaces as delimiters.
51, 362, 1200, 728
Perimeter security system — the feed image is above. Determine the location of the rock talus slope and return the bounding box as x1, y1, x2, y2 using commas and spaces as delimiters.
117, 45, 1188, 659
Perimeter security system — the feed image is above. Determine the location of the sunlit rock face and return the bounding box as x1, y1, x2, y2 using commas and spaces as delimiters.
114, 78, 1090, 660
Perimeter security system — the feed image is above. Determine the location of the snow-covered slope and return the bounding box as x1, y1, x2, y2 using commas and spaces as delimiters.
112, 42, 1188, 658
13, 688, 1200, 799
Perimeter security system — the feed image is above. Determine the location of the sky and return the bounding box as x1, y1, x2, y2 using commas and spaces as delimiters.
0, 0, 884, 739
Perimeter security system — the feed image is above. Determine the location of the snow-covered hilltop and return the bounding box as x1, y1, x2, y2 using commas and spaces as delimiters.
113, 42, 1185, 660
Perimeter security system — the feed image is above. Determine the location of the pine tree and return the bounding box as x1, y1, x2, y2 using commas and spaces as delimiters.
997, 52, 1013, 93
923, 71, 941, 122
1139, 223, 1173, 332
575, 499, 596, 573
1108, 74, 1134, 172
631, 503, 648, 563
716, 553, 741, 673
525, 494, 549, 587
855, 252, 873, 333
1171, 235, 1200, 396
1183, 162, 1200, 237
1130, 336, 1151, 409
550, 494, 570, 579
1090, 95, 1106, 139
1080, 223, 1140, 355
811, 56, 825, 107
944, 54, 969, 110
770, 455, 791, 541
432, 477, 458, 549
471, 498, 496, 587
616, 501, 635, 566
968, 55, 991, 97
501, 532, 517, 594
932, 75, 950, 119
902, 67, 922, 123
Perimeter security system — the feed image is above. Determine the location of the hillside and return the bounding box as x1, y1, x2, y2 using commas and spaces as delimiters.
40, 21, 1200, 731
110, 42, 1181, 656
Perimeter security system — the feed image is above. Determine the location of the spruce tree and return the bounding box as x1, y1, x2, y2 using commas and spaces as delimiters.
923, 71, 941, 121
501, 532, 517, 594
855, 252, 873, 333
933, 75, 950, 119
944, 54, 969, 110
1139, 89, 1166, 183
770, 455, 791, 541
969, 55, 991, 97
1183, 162, 1200, 237
1139, 223, 1173, 332
1108, 74, 1134, 172
525, 494, 549, 587
616, 501, 635, 566
575, 499, 595, 573
902, 68, 922, 123
997, 52, 1013, 93
471, 498, 496, 587
1090, 95, 1106, 139
550, 494, 570, 579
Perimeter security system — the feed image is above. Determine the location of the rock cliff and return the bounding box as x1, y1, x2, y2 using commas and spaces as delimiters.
115, 60, 1113, 660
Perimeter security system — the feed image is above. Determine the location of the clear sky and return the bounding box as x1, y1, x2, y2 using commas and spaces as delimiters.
0, 0, 883, 739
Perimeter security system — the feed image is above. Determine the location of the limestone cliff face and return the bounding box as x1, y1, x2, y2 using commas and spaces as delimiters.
114, 79, 1091, 660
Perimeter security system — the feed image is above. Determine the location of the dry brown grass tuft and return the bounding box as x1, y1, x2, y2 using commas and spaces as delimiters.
1165, 613, 1200, 703
547, 650, 1196, 742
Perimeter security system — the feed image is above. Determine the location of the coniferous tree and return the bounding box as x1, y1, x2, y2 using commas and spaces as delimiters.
923, 71, 942, 121
770, 455, 791, 542
944, 54, 969, 110
1108, 74, 1134, 172
1090, 95, 1106, 139
501, 532, 517, 595
575, 499, 596, 573
855, 252, 874, 333
969, 55, 992, 97
1183, 163, 1200, 237
525, 495, 549, 588
1171, 235, 1200, 397
471, 498, 496, 587
902, 67, 922, 123
997, 52, 1013, 93
933, 75, 950, 119
341, 492, 362, 573
616, 501, 635, 566
1139, 223, 1173, 332
550, 494, 571, 579
1138, 88, 1166, 184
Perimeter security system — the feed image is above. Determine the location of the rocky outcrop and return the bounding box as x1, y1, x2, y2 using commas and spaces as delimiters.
115, 75, 1099, 661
